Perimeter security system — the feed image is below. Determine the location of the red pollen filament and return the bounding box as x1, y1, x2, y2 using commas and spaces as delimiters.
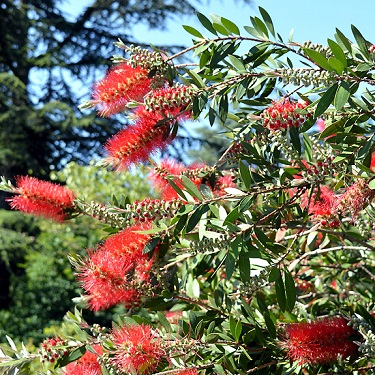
105, 107, 177, 170
7, 175, 75, 222
111, 324, 165, 375
93, 63, 151, 117
283, 317, 358, 365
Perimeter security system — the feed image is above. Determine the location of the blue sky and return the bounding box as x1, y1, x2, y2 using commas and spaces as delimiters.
61, 0, 374, 48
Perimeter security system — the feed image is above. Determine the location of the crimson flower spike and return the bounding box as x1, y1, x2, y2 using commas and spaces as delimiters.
7, 175, 75, 222
110, 323, 166, 375
91, 63, 152, 117
63, 345, 103, 375
76, 223, 158, 311
105, 106, 190, 170
282, 316, 359, 365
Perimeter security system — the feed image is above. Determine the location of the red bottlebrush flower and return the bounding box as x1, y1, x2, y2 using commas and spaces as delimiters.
76, 224, 157, 311
7, 176, 75, 222
149, 158, 186, 192
283, 317, 358, 365
334, 179, 374, 218
213, 175, 237, 197
111, 324, 165, 375
300, 185, 339, 226
149, 158, 209, 201
261, 98, 309, 130
370, 153, 375, 172
63, 345, 103, 375
92, 63, 151, 117
105, 106, 190, 169
164, 310, 183, 324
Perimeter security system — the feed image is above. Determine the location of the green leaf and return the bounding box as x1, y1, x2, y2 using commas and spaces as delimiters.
186, 204, 210, 233
182, 25, 204, 39
302, 133, 313, 162
192, 92, 208, 118
289, 126, 301, 154
228, 55, 247, 72
319, 117, 345, 139
186, 69, 205, 88
284, 270, 297, 311
186, 275, 200, 298
275, 277, 287, 312
210, 14, 230, 35
223, 207, 240, 225
328, 56, 344, 74
239, 252, 251, 283
327, 38, 347, 69
303, 48, 333, 71
251, 16, 269, 37
263, 313, 276, 339
335, 28, 352, 53
369, 179, 375, 190
314, 82, 338, 117
212, 22, 229, 36
334, 81, 350, 110
143, 236, 160, 254
225, 252, 236, 279
181, 175, 204, 200
221, 17, 240, 35
258, 6, 275, 37
239, 160, 251, 189
196, 12, 217, 35
351, 24, 369, 57
57, 346, 86, 367
357, 62, 372, 71
167, 178, 187, 200
268, 267, 281, 282
244, 25, 265, 39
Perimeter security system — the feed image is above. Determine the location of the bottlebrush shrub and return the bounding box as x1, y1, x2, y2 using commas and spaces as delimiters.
3, 6, 375, 375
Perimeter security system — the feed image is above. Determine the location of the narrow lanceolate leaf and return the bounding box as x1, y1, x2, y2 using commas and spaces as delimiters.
335, 28, 353, 53
351, 24, 370, 57
327, 38, 347, 69
275, 277, 287, 312
314, 82, 338, 117
319, 117, 346, 139
221, 16, 240, 35
182, 25, 204, 39
284, 270, 297, 311
186, 204, 210, 233
181, 175, 204, 200
238, 160, 251, 189
143, 236, 160, 254
303, 48, 333, 71
258, 6, 275, 37
302, 133, 313, 162
196, 12, 217, 35
334, 81, 351, 110
228, 55, 247, 72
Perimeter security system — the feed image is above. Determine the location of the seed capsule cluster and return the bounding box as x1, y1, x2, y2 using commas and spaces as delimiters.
145, 85, 196, 112
279, 67, 337, 87
126, 198, 183, 222
125, 45, 171, 86
38, 337, 68, 363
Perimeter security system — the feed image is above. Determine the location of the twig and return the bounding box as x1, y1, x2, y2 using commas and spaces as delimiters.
246, 360, 278, 373
288, 245, 369, 270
